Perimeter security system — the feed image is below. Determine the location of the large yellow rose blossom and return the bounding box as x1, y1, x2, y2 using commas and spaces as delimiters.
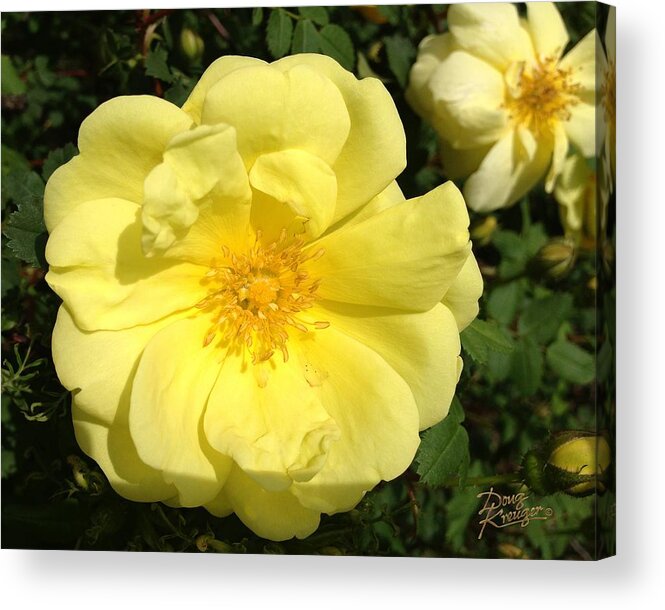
45, 54, 482, 541
406, 2, 597, 212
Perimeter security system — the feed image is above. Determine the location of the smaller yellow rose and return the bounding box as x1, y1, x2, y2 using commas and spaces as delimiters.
407, 2, 598, 212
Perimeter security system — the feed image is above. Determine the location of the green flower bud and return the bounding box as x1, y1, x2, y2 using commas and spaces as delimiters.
180, 28, 204, 62
534, 237, 577, 279
522, 431, 612, 497
470, 215, 497, 246
196, 534, 232, 553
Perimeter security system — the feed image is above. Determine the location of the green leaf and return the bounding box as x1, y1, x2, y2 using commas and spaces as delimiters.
416, 398, 470, 487
291, 19, 320, 54
524, 222, 548, 258
487, 281, 523, 325
1, 449, 16, 478
34, 55, 55, 87
298, 6, 329, 26
509, 337, 543, 396
319, 24, 355, 70
518, 293, 573, 344
444, 461, 484, 551
1, 145, 30, 209
461, 319, 513, 364
42, 143, 78, 182
164, 78, 195, 106
2, 170, 47, 267
3, 168, 44, 210
1, 257, 20, 297
487, 328, 515, 382
546, 339, 595, 384
1, 55, 26, 95
494, 230, 527, 279
384, 34, 416, 88
145, 46, 175, 83
252, 7, 264, 26
267, 9, 294, 59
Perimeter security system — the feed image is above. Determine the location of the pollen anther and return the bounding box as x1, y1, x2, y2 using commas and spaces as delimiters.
505, 57, 581, 137
197, 231, 328, 363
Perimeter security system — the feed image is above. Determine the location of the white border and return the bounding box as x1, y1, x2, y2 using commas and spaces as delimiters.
2, 0, 664, 607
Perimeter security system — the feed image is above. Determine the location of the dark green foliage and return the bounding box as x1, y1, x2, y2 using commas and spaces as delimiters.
416, 398, 470, 487
267, 9, 293, 58
318, 24, 355, 70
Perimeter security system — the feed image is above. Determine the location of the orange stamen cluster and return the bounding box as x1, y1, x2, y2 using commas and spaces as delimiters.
505, 57, 581, 136
196, 229, 328, 364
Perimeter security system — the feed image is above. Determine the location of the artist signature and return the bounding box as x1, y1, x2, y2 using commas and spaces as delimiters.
476, 487, 554, 540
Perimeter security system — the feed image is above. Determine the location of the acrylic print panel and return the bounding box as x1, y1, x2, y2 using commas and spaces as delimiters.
1, 2, 615, 559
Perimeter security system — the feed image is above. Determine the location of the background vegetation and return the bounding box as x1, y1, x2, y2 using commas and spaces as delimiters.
1, 4, 614, 558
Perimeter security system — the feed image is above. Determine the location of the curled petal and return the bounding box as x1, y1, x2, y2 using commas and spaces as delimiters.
44, 96, 192, 232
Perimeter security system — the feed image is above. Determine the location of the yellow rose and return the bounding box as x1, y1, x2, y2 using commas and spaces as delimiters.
554, 154, 597, 249
407, 2, 597, 212
45, 54, 482, 541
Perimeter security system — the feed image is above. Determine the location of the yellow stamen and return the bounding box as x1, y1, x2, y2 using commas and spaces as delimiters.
197, 231, 327, 364
505, 57, 581, 136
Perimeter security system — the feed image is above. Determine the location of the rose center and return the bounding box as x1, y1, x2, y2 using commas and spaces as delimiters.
505, 57, 581, 136
197, 229, 328, 364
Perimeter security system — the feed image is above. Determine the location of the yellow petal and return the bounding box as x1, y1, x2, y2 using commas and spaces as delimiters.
310, 182, 471, 312
448, 3, 534, 70
44, 96, 192, 232
200, 62, 350, 170
204, 488, 234, 518
224, 466, 320, 541
249, 149, 337, 239
273, 54, 406, 223
45, 198, 208, 331
204, 351, 340, 492
605, 7, 615, 63
182, 56, 267, 124
428, 50, 508, 149
442, 253, 484, 332
290, 325, 420, 513
546, 122, 570, 192
340, 180, 405, 229
129, 315, 232, 507
52, 305, 179, 425
161, 200, 252, 267
311, 302, 461, 431
526, 2, 569, 60
142, 123, 251, 255
559, 29, 598, 96
53, 305, 179, 502
141, 163, 198, 253
463, 130, 552, 211
565, 101, 596, 158
406, 33, 458, 119
73, 403, 177, 503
